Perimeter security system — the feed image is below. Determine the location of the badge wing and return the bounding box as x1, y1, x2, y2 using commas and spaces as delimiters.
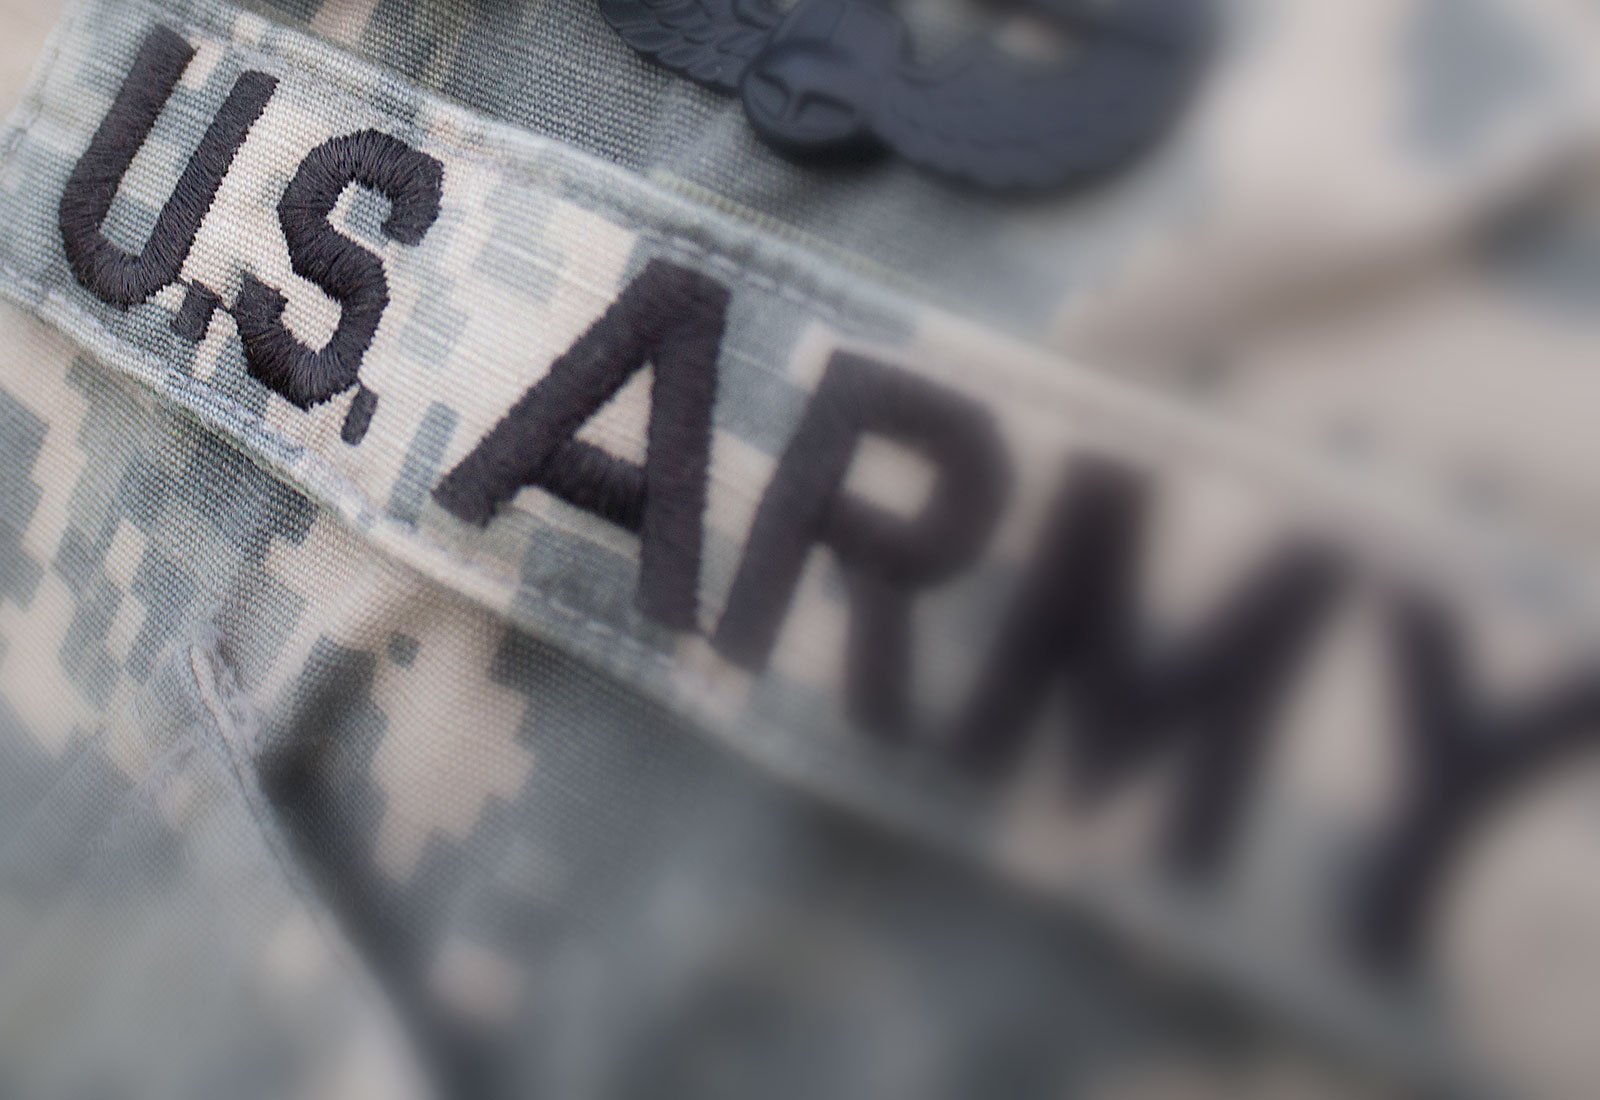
598, 0, 782, 91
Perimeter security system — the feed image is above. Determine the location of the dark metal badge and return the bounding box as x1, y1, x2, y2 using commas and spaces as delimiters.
597, 0, 1210, 190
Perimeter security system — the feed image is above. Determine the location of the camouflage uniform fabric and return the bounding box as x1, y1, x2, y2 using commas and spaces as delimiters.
0, 0, 1595, 1097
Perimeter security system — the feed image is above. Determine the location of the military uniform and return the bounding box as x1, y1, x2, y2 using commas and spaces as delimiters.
0, 0, 1595, 1096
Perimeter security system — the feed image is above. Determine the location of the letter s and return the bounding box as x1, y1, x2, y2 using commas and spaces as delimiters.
235, 130, 442, 412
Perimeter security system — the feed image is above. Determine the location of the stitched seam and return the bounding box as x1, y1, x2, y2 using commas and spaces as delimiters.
1, 10, 1556, 576
0, 266, 684, 684
181, 626, 432, 1063
0, 120, 1576, 1077
0, 12, 1061, 691
0, 3, 1594, 661
57, 9, 895, 337
2, 268, 965, 878
0, 8, 881, 339
0, 3, 1442, 508
0, 12, 688, 676
0, 15, 1005, 710
1, 5, 1584, 1067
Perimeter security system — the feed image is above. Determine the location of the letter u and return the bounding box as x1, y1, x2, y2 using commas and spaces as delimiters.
59, 25, 276, 308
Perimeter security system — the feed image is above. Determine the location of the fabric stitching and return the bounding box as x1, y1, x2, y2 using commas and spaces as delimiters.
2, 7, 880, 340
181, 623, 432, 1068
106, 11, 905, 339
0, 265, 684, 685
434, 257, 728, 631
235, 128, 443, 421
58, 25, 276, 308
4, 19, 1560, 594
712, 350, 1012, 738
0, 1, 1594, 723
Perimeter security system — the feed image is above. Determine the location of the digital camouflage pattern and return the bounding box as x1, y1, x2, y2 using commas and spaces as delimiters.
0, 0, 1595, 1097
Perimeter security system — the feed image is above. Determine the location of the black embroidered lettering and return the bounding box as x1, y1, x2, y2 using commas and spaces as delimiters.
712, 352, 1009, 738
234, 130, 443, 423
1359, 596, 1600, 971
433, 259, 728, 631
59, 25, 276, 308
951, 460, 1344, 872
341, 384, 380, 446
171, 283, 220, 341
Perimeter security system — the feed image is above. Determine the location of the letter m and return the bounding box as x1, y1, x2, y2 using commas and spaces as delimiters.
952, 459, 1345, 874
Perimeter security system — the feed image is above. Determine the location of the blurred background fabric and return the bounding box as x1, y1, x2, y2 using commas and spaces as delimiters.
0, 0, 62, 117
